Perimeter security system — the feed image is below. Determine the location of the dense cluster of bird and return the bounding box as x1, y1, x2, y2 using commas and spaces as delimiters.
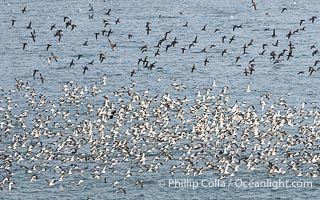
1, 78, 320, 193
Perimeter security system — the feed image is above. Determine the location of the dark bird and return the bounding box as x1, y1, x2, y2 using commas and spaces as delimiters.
286, 31, 292, 39
222, 49, 227, 56
63, 16, 69, 22
108, 39, 117, 51
71, 24, 77, 30
22, 6, 27, 13
128, 34, 133, 39
32, 70, 38, 79
229, 35, 235, 44
65, 20, 72, 28
287, 50, 293, 60
201, 24, 207, 31
262, 43, 268, 49
193, 36, 198, 43
233, 25, 237, 31
244, 68, 249, 76
243, 44, 248, 54
31, 31, 36, 42
130, 70, 136, 77
272, 29, 276, 38
155, 40, 161, 48
165, 44, 171, 52
99, 53, 106, 63
83, 41, 88, 46
146, 27, 151, 35
94, 33, 100, 40
235, 56, 241, 63
88, 59, 94, 65
26, 21, 32, 29
233, 24, 243, 31
50, 24, 56, 30
142, 56, 148, 66
69, 59, 75, 67
191, 64, 196, 73
146, 22, 151, 35
164, 30, 171, 38
83, 65, 89, 75
252, 0, 257, 10
249, 64, 255, 74
183, 22, 188, 27
222, 36, 226, 43
171, 37, 178, 47
181, 47, 186, 53
39, 73, 45, 84
46, 44, 52, 51
106, 28, 113, 38
154, 48, 160, 57
89, 5, 94, 12
249, 59, 255, 64
54, 30, 63, 42
300, 19, 305, 26
259, 50, 266, 55
214, 28, 220, 33
147, 61, 157, 70
11, 19, 16, 26
314, 60, 320, 66
272, 40, 278, 47
281, 8, 287, 13
22, 42, 27, 50
78, 55, 83, 60
51, 52, 58, 62
288, 41, 294, 49
141, 45, 147, 52
204, 58, 209, 66
309, 16, 317, 23
309, 67, 316, 76
297, 71, 304, 75
312, 49, 319, 56
105, 9, 111, 15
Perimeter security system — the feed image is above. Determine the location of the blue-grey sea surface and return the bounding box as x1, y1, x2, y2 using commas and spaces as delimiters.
1, 0, 320, 199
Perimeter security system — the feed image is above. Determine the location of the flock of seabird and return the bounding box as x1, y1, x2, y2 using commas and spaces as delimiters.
1, 78, 320, 193
1, 0, 320, 196
9, 1, 320, 80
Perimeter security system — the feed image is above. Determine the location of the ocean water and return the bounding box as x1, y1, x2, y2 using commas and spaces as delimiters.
1, 0, 320, 199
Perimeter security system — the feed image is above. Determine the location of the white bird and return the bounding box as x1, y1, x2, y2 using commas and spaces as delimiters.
8, 182, 14, 191
211, 79, 216, 87
101, 74, 107, 85
246, 83, 251, 92
46, 179, 56, 186
77, 180, 84, 186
